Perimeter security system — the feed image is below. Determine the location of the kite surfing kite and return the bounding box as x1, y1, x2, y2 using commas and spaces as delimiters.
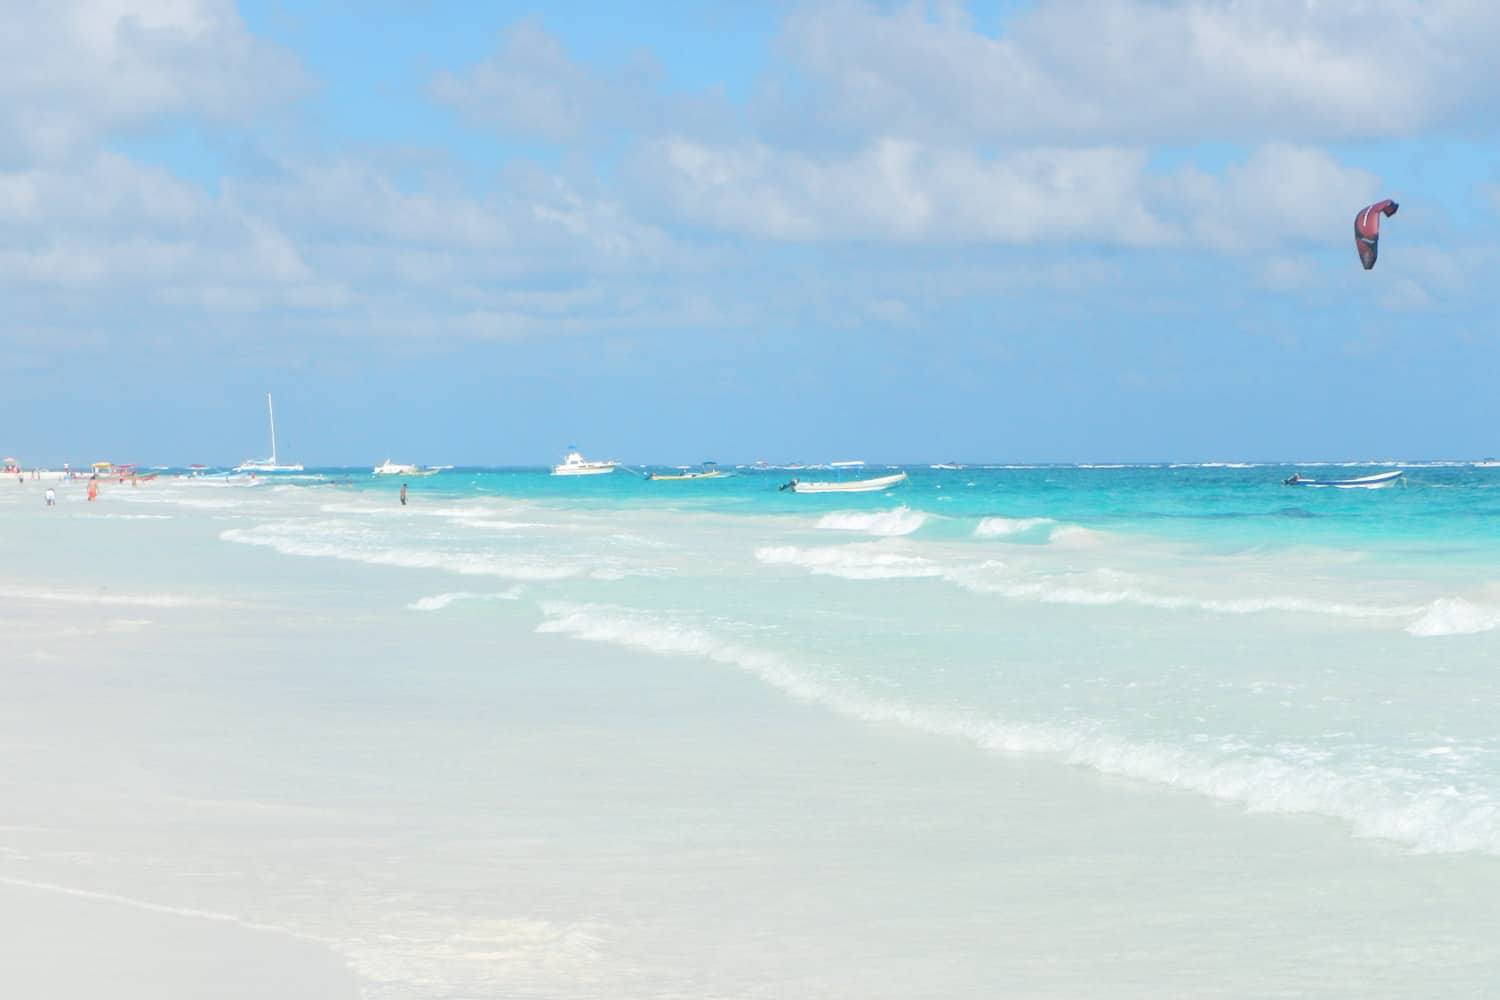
1354, 199, 1398, 270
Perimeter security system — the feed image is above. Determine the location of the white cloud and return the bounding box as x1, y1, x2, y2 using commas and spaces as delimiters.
631, 136, 1380, 250
430, 18, 734, 146
0, 144, 705, 342
0, 0, 307, 161
431, 19, 611, 143
1167, 144, 1381, 252
633, 137, 1178, 245
772, 0, 1500, 145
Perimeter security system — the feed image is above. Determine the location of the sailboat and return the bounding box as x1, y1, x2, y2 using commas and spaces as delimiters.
235, 394, 304, 473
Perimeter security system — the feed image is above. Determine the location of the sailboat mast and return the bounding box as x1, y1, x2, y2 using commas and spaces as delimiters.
267, 393, 277, 463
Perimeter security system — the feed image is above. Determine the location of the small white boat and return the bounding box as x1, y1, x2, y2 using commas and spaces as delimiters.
785, 470, 909, 494
235, 394, 303, 473
1282, 470, 1403, 489
551, 450, 618, 476
373, 460, 417, 475
647, 461, 725, 481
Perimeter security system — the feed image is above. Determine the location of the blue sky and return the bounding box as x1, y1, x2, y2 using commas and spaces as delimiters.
2, 0, 1497, 466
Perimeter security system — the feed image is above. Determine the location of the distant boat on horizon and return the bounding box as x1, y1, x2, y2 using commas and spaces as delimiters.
646, 461, 725, 481
1282, 470, 1404, 489
780, 461, 909, 494
235, 394, 303, 473
551, 448, 618, 476
372, 460, 439, 477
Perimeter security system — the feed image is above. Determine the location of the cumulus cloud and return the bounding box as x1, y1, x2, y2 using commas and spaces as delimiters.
629, 136, 1377, 250
0, 0, 307, 162
771, 0, 1500, 145
431, 18, 732, 145
431, 19, 618, 142
0, 143, 706, 344
631, 137, 1179, 244
1165, 144, 1381, 252
4, 0, 1493, 355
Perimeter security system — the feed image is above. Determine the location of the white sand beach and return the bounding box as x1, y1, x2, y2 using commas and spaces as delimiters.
0, 879, 360, 999
1, 478, 1498, 997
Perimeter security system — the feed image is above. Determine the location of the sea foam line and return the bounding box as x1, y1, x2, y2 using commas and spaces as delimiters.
816, 506, 928, 536
408, 589, 522, 611
756, 543, 945, 580
0, 875, 322, 942
974, 516, 1055, 538
753, 545, 1421, 622
220, 525, 581, 581
1406, 597, 1500, 637
536, 603, 1500, 855
0, 585, 229, 608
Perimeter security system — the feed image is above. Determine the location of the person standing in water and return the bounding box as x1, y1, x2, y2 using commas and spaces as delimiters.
45, 487, 56, 506
400, 483, 407, 506
87, 479, 98, 501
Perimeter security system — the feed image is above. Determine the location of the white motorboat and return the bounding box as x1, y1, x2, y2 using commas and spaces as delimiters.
1282, 470, 1403, 489
235, 394, 304, 473
373, 460, 418, 475
551, 450, 618, 476
782, 462, 909, 494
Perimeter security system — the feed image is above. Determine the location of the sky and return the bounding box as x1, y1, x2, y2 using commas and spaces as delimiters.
1, 0, 1497, 466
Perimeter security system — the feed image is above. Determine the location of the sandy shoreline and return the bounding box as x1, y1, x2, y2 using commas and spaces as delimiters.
0, 879, 360, 999
2, 483, 1499, 996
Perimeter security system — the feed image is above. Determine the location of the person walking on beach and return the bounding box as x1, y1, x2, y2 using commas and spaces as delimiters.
87, 479, 98, 502
45, 487, 55, 507
400, 483, 407, 506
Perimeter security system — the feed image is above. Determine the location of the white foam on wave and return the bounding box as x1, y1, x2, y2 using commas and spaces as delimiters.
455, 518, 548, 532
950, 566, 1419, 620
0, 585, 228, 608
321, 501, 535, 520
1406, 598, 1500, 637
408, 588, 522, 611
755, 543, 945, 580
974, 516, 1055, 538
162, 496, 246, 510
536, 603, 1500, 855
0, 875, 313, 940
816, 506, 928, 536
220, 524, 581, 581
89, 513, 175, 521
756, 542, 1418, 622
1047, 524, 1112, 548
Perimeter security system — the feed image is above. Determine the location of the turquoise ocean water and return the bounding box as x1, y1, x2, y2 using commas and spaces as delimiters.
4, 460, 1500, 996
212, 461, 1500, 851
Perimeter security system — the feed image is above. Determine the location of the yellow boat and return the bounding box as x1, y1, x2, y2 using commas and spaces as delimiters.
647, 462, 724, 481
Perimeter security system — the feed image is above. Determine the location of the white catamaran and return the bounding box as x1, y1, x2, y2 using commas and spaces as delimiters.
235, 393, 304, 473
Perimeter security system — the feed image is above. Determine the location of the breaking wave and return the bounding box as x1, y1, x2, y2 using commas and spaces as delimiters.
536, 603, 1500, 855
816, 507, 928, 536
